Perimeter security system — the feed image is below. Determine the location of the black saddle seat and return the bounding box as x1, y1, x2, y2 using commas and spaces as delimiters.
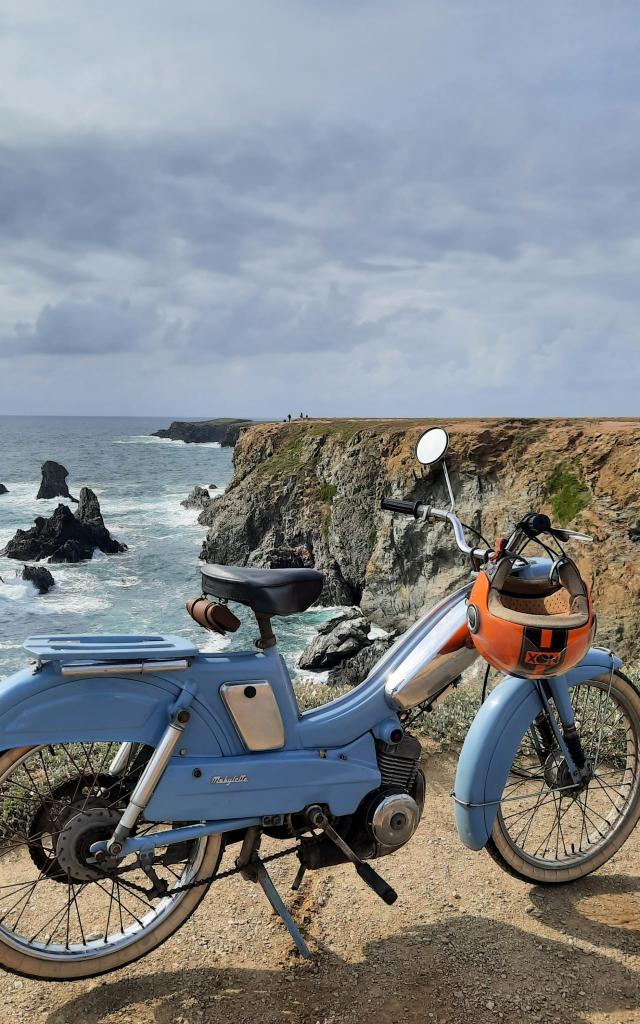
201, 564, 324, 617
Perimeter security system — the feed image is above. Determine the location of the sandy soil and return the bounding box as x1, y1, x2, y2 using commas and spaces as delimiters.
2, 752, 639, 1024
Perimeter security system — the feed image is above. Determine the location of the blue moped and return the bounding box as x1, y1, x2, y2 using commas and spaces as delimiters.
0, 427, 638, 979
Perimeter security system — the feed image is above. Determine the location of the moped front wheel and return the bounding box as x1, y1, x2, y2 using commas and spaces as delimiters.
486, 670, 640, 884
0, 742, 223, 980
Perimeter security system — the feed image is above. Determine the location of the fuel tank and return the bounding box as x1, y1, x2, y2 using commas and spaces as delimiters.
381, 583, 478, 710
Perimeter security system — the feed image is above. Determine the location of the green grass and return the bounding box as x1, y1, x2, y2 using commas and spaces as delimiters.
546, 464, 591, 525
255, 422, 363, 480
369, 527, 377, 548
318, 482, 338, 502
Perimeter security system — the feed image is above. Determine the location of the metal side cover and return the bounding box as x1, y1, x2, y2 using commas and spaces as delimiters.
221, 680, 285, 751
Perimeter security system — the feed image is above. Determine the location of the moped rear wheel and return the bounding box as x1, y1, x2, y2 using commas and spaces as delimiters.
487, 671, 640, 883
0, 742, 223, 980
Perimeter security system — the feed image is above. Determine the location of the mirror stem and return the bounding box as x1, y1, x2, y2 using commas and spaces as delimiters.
442, 459, 456, 510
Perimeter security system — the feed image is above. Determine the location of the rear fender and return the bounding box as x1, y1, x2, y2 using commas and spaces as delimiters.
453, 649, 621, 851
0, 663, 226, 755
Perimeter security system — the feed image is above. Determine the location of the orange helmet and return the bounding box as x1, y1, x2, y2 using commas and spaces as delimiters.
467, 556, 595, 678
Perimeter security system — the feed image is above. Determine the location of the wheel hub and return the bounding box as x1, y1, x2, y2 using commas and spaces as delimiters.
27, 774, 120, 881
543, 749, 585, 795
55, 807, 122, 883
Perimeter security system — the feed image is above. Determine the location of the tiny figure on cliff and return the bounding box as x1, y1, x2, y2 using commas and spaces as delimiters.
287, 413, 292, 422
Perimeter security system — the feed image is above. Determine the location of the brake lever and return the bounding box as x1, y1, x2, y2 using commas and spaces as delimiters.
549, 527, 593, 543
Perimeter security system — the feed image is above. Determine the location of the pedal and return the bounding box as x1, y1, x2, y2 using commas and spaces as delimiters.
306, 806, 398, 906
138, 852, 169, 898
291, 862, 306, 891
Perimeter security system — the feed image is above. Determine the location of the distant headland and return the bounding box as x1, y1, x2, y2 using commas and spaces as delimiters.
151, 418, 255, 446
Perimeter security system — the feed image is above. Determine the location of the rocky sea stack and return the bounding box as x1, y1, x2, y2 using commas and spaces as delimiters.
152, 418, 253, 446
298, 608, 372, 671
201, 417, 640, 663
1, 487, 126, 563
0, 483, 8, 495
36, 461, 77, 501
181, 486, 212, 510
21, 564, 55, 594
298, 607, 395, 686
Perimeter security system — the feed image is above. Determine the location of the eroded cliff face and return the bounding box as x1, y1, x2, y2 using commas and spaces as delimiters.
201, 418, 640, 660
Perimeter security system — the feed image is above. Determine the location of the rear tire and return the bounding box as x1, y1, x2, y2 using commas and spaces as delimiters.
0, 744, 223, 980
487, 671, 640, 884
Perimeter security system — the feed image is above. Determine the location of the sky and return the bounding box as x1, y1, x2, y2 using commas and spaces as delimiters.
1, 1, 639, 418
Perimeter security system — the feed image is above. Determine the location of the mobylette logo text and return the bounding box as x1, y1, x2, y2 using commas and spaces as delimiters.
210, 774, 249, 785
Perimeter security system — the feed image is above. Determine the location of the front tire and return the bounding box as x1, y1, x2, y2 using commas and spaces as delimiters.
487, 671, 640, 884
0, 743, 223, 980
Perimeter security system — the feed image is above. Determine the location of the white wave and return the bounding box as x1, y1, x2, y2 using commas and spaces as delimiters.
114, 435, 222, 449
0, 576, 38, 602
44, 590, 111, 614
106, 575, 141, 589
0, 568, 111, 615
198, 632, 231, 653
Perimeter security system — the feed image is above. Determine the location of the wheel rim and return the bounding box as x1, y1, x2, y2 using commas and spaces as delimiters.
0, 743, 208, 964
496, 676, 640, 871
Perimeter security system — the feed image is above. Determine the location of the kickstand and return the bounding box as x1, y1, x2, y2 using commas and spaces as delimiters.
236, 827, 311, 960
256, 862, 311, 959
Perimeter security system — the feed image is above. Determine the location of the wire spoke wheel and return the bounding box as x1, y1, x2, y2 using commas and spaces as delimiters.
0, 742, 222, 980
487, 671, 640, 883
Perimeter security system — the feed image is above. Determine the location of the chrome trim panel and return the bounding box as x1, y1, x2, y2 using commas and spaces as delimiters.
383, 588, 479, 710
60, 659, 189, 677
221, 680, 285, 751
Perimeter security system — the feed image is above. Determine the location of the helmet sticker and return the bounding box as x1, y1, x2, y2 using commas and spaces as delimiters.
520, 627, 568, 673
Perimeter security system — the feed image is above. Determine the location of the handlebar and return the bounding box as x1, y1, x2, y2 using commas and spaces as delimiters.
380, 498, 423, 517
380, 496, 486, 559
381, 495, 592, 563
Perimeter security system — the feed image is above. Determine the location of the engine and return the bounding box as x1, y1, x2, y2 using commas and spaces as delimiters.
299, 731, 425, 869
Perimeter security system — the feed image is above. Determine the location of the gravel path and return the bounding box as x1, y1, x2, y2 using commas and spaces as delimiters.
2, 752, 639, 1024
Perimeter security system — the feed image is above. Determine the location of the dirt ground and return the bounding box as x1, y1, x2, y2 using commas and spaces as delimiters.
1, 752, 639, 1024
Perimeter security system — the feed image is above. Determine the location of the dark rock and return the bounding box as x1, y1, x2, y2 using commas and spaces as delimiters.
209, 483, 218, 490
36, 461, 77, 501
327, 635, 395, 687
298, 609, 372, 671
181, 486, 211, 510
255, 545, 314, 570
0, 484, 8, 495
21, 564, 55, 594
152, 419, 253, 446
629, 524, 640, 542
76, 487, 105, 527
197, 506, 216, 528
315, 606, 364, 635
1, 494, 126, 564
49, 539, 93, 563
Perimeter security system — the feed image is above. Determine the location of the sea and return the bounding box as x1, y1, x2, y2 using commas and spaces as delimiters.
0, 416, 334, 682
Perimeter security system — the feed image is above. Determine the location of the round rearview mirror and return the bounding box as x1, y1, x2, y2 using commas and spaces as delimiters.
415, 427, 449, 466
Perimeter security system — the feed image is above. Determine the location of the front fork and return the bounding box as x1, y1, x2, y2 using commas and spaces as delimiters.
533, 675, 590, 785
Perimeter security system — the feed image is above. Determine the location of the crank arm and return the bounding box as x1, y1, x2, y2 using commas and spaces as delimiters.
306, 806, 398, 905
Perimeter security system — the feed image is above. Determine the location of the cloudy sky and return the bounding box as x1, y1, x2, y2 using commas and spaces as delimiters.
1, 1, 639, 417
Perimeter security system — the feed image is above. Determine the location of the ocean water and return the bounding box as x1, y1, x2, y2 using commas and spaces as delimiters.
0, 416, 334, 681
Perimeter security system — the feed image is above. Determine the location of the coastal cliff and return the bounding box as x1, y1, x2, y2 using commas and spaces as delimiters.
152, 418, 254, 446
201, 418, 640, 661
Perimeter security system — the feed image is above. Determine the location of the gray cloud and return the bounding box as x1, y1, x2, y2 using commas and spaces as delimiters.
0, 1, 639, 414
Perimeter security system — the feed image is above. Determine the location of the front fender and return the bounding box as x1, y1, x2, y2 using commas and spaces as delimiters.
0, 663, 226, 755
453, 648, 621, 851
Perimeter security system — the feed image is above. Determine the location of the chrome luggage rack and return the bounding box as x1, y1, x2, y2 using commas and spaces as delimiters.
24, 634, 197, 676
